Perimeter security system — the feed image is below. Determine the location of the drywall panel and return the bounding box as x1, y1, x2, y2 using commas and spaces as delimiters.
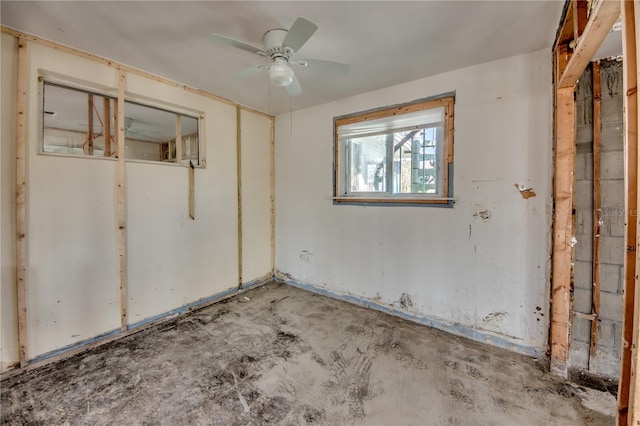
1, 33, 19, 371
126, 73, 239, 322
24, 42, 120, 358
275, 49, 553, 353
241, 110, 272, 284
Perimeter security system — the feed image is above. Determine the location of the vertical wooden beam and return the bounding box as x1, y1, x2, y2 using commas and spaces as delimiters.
620, 1, 639, 424
589, 61, 602, 370
236, 107, 243, 289
557, 43, 573, 85
113, 100, 119, 158
551, 85, 576, 377
573, 0, 589, 41
270, 117, 275, 275
87, 94, 94, 155
189, 162, 195, 220
15, 36, 28, 368
175, 115, 182, 164
116, 69, 128, 332
103, 98, 111, 157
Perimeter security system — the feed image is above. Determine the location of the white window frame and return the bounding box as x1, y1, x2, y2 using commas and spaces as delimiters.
334, 95, 454, 205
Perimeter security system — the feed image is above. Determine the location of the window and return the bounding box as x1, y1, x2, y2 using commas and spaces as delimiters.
334, 95, 454, 205
42, 81, 202, 166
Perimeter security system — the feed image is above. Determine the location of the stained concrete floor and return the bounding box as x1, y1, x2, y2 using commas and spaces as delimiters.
1, 282, 616, 425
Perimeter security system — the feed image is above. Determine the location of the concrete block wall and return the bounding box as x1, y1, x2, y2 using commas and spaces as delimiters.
569, 59, 624, 379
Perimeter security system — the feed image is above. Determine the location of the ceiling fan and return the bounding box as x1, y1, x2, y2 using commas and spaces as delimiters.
208, 17, 349, 96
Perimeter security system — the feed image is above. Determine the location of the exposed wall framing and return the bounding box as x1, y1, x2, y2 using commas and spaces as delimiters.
551, 0, 622, 379
589, 60, 602, 370
236, 107, 243, 289
2, 28, 276, 377
270, 117, 275, 275
116, 68, 128, 332
551, 86, 576, 377
0, 27, 270, 120
554, 1, 639, 424
15, 36, 28, 368
620, 1, 638, 423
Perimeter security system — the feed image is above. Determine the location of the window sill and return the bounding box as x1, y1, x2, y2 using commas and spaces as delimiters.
333, 196, 454, 205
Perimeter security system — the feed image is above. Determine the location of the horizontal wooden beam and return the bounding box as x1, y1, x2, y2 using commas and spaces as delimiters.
558, 0, 621, 89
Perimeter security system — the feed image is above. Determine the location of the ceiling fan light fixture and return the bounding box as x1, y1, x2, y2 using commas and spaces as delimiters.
269, 58, 294, 87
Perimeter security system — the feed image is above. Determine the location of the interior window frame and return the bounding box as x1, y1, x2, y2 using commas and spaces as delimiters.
333, 94, 455, 205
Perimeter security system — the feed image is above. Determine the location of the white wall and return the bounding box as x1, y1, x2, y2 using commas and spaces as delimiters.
1, 34, 273, 366
275, 49, 553, 354
1, 33, 19, 371
241, 110, 272, 284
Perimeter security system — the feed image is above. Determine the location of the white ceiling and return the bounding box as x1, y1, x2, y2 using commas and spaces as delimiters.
1, 1, 566, 115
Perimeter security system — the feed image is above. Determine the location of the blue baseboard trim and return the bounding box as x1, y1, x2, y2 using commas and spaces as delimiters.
277, 276, 543, 358
29, 328, 121, 364
28, 276, 270, 365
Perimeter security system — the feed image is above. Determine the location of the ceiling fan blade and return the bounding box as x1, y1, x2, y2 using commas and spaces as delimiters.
234, 64, 269, 79
282, 17, 317, 52
295, 58, 349, 74
286, 73, 302, 96
208, 33, 266, 56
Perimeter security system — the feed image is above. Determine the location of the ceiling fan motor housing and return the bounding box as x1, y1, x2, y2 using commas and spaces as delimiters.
263, 29, 292, 58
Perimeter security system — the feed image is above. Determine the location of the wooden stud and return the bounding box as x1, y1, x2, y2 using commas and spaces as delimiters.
620, 1, 638, 423
556, 43, 573, 83
16, 36, 28, 368
113, 100, 119, 158
558, 0, 621, 88
87, 94, 94, 155
175, 115, 182, 164
572, 0, 589, 41
589, 61, 602, 371
550, 86, 576, 378
116, 69, 128, 332
189, 162, 195, 220
270, 117, 275, 275
0, 26, 272, 120
236, 107, 243, 289
103, 97, 111, 157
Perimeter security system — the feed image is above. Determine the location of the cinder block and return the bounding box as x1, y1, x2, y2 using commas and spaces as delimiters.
593, 346, 620, 378
601, 150, 624, 180
574, 260, 593, 290
599, 236, 625, 265
602, 211, 626, 237
576, 100, 593, 126
597, 319, 620, 349
600, 97, 623, 125
599, 263, 621, 294
575, 209, 593, 236
607, 209, 624, 237
573, 288, 593, 314
572, 316, 592, 343
575, 152, 594, 181
600, 122, 624, 152
575, 180, 594, 210
576, 126, 593, 145
599, 291, 623, 321
601, 179, 625, 209
568, 340, 589, 370
574, 234, 593, 262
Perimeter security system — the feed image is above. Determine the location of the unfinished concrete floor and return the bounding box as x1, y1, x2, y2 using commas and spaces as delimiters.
1, 282, 616, 425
